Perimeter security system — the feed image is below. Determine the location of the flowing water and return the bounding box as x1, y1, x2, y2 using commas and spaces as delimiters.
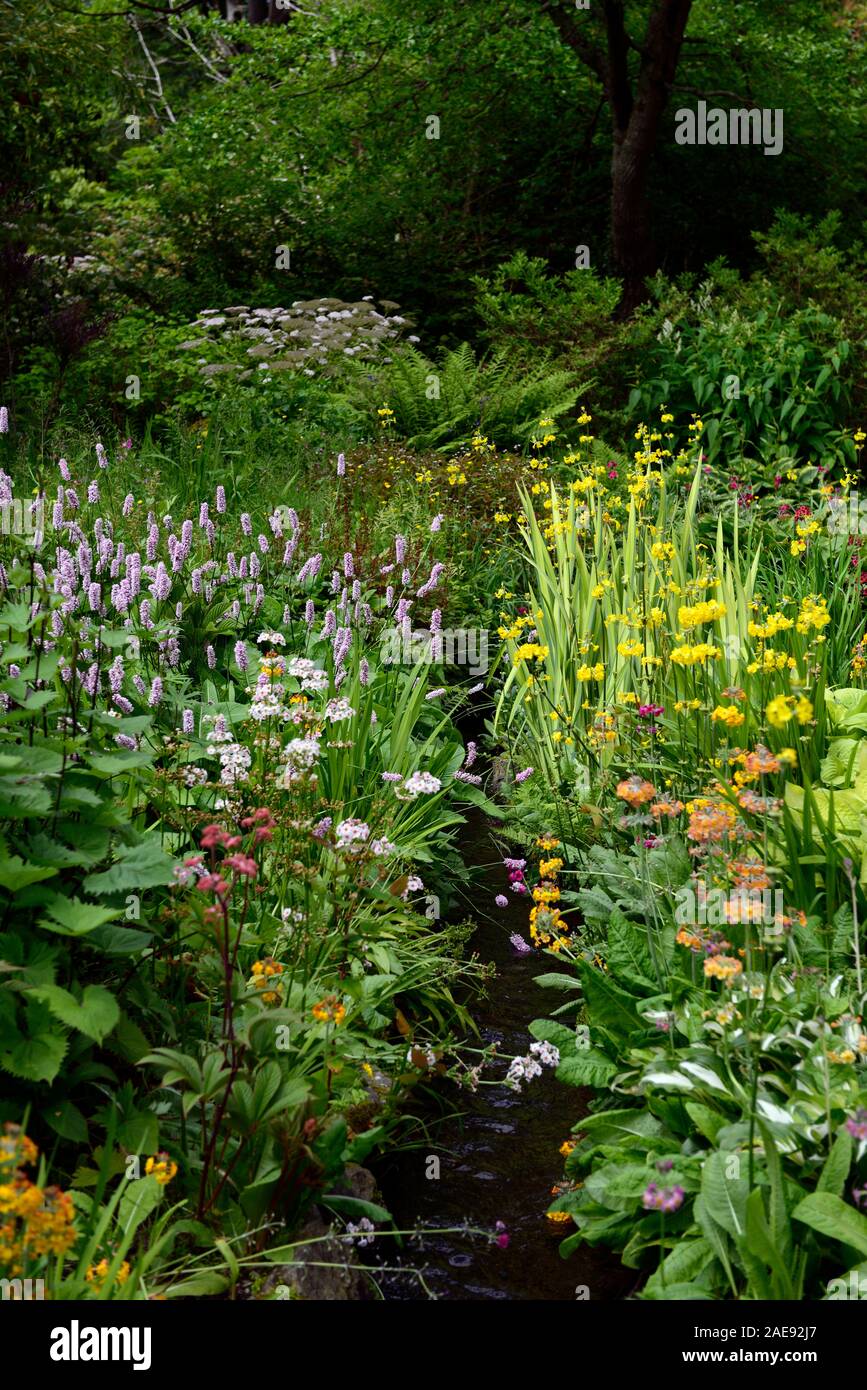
375, 808, 633, 1301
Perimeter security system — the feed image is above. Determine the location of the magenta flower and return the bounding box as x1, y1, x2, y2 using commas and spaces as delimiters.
642, 1183, 685, 1213
845, 1109, 867, 1141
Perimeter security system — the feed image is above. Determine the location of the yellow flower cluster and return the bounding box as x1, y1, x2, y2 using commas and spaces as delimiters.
670, 642, 721, 666
678, 600, 726, 631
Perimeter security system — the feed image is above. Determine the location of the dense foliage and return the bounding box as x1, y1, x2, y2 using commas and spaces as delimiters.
2, 0, 867, 1305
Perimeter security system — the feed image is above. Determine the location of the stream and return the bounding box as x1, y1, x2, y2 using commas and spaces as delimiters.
374, 807, 633, 1301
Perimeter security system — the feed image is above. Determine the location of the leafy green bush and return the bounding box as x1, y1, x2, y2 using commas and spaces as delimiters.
351, 341, 583, 449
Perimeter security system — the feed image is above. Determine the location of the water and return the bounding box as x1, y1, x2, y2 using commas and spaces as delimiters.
374, 809, 632, 1301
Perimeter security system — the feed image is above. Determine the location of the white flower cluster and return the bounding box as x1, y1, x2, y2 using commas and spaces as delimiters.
398, 770, 442, 799
324, 696, 355, 723
334, 818, 370, 853
180, 297, 414, 384
286, 656, 329, 693
344, 1217, 376, 1248
505, 1040, 561, 1092
370, 837, 396, 857
219, 743, 251, 785
281, 736, 320, 785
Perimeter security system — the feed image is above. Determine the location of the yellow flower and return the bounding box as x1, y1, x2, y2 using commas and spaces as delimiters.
145, 1152, 178, 1186
670, 642, 720, 667
678, 600, 726, 631
765, 695, 793, 729
711, 704, 745, 729
312, 995, 346, 1025
86, 1258, 130, 1288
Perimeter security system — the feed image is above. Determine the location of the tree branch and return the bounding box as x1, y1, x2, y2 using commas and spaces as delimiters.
538, 1, 608, 83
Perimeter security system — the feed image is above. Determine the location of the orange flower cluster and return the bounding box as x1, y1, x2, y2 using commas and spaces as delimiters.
616, 776, 656, 808
251, 956, 284, 1005
0, 1125, 76, 1277
686, 799, 738, 844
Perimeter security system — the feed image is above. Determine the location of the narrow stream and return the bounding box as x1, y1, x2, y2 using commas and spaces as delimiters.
375, 808, 633, 1301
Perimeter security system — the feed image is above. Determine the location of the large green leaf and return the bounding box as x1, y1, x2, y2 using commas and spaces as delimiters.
575, 958, 639, 1041
84, 838, 176, 895
31, 983, 120, 1043
605, 908, 656, 992
38, 895, 120, 937
643, 1237, 714, 1298
0, 1030, 68, 1083
817, 1131, 854, 1197
556, 1047, 618, 1087
793, 1193, 867, 1257
0, 856, 58, 892
700, 1150, 749, 1239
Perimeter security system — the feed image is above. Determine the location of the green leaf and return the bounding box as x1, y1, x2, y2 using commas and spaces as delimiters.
321, 1194, 392, 1224
119, 1176, 163, 1234
793, 1193, 867, 1257
575, 958, 639, 1041
700, 1149, 749, 1239
577, 1108, 663, 1145
556, 1048, 617, 1087
0, 1030, 68, 1083
685, 1103, 726, 1143
163, 1272, 229, 1298
84, 838, 176, 895
107, 1013, 152, 1063
606, 908, 656, 991
533, 972, 582, 991
38, 895, 120, 937
643, 1238, 714, 1298
0, 856, 58, 892
584, 1162, 656, 1212
694, 1193, 737, 1295
87, 751, 153, 778
87, 923, 153, 955
528, 1019, 579, 1050
42, 1099, 89, 1144
31, 983, 120, 1043
817, 1130, 854, 1197
741, 1187, 792, 1299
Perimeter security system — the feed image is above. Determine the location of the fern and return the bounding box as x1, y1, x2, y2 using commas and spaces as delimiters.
352, 342, 586, 448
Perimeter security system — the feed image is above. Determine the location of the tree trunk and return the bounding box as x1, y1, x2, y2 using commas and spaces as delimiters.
610, 132, 657, 314
609, 0, 693, 311
247, 0, 268, 23
542, 0, 693, 313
